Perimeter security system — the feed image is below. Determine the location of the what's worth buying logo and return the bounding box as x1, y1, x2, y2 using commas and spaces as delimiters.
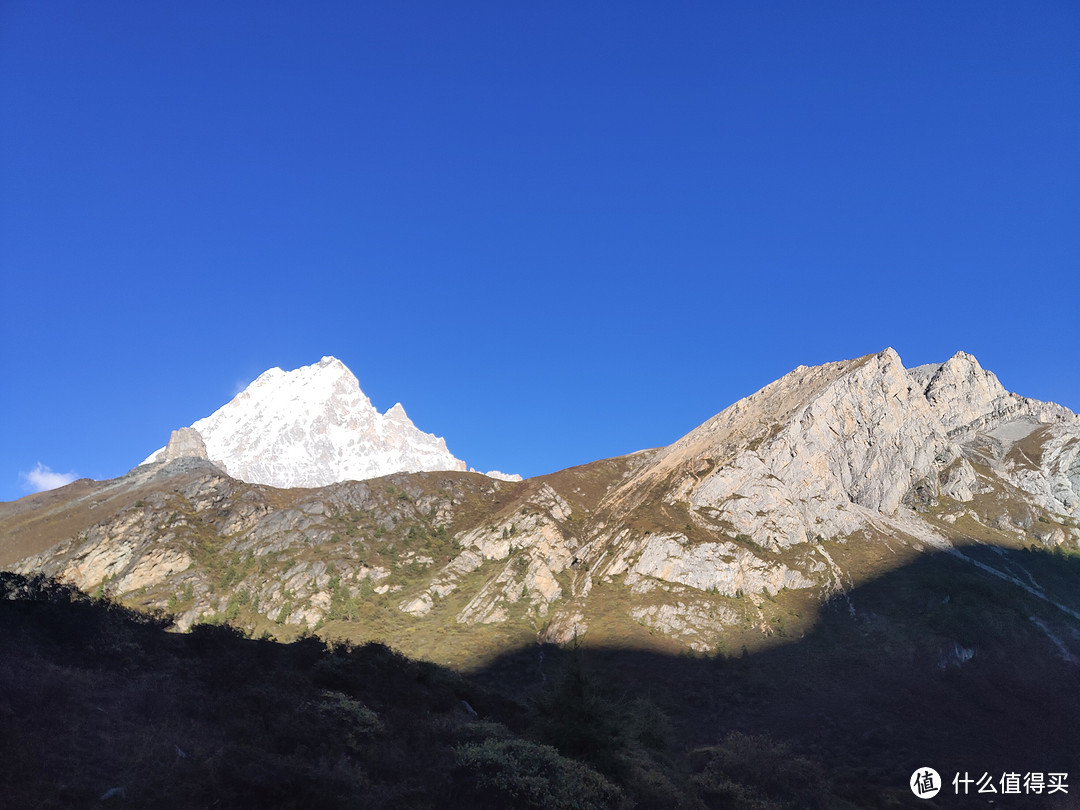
911, 768, 1069, 799
911, 768, 941, 798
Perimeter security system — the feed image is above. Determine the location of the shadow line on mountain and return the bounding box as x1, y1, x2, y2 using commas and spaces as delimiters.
465, 543, 1080, 808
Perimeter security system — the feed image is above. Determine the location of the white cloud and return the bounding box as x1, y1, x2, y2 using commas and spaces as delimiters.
22, 462, 78, 493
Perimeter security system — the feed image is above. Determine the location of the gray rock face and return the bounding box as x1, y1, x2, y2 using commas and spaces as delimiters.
630, 601, 740, 652
999, 423, 1080, 516
598, 349, 1079, 561
920, 351, 1009, 432
601, 532, 813, 596
917, 352, 1076, 438
162, 428, 209, 463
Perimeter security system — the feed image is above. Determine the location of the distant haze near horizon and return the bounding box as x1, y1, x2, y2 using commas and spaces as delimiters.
2, 2, 1078, 502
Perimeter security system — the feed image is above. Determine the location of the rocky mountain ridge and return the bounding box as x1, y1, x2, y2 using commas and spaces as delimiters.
4, 348, 1080, 667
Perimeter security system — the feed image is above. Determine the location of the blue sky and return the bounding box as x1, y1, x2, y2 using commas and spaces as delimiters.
2, 2, 1078, 501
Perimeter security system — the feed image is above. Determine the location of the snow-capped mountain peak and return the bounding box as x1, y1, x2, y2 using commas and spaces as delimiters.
142, 357, 482, 488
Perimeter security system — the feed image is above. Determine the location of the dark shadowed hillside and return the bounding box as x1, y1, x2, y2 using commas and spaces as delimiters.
4, 541, 1080, 809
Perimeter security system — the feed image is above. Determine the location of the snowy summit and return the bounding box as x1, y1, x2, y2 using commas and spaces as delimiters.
143, 357, 516, 487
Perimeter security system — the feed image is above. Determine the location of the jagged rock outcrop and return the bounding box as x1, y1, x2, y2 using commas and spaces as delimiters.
604, 532, 815, 596
597, 350, 1078, 558
595, 350, 946, 551
162, 427, 210, 463
400, 484, 578, 623
917, 351, 1010, 432
913, 351, 1076, 437
629, 601, 740, 652
989, 422, 1080, 516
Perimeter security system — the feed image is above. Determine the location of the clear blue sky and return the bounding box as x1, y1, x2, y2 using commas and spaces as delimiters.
2, 2, 1078, 501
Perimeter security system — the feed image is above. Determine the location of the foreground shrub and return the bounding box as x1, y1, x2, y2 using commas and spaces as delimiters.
314, 689, 384, 749
691, 731, 843, 809
453, 738, 628, 810
529, 650, 631, 778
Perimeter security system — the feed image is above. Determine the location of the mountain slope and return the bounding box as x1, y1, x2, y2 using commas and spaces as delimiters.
5, 348, 1079, 664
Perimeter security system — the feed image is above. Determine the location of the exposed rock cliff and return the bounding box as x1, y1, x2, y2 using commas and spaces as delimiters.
598, 350, 1076, 553
161, 427, 211, 463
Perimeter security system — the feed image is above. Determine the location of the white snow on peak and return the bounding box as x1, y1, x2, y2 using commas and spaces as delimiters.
142, 356, 482, 488
475, 469, 524, 482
